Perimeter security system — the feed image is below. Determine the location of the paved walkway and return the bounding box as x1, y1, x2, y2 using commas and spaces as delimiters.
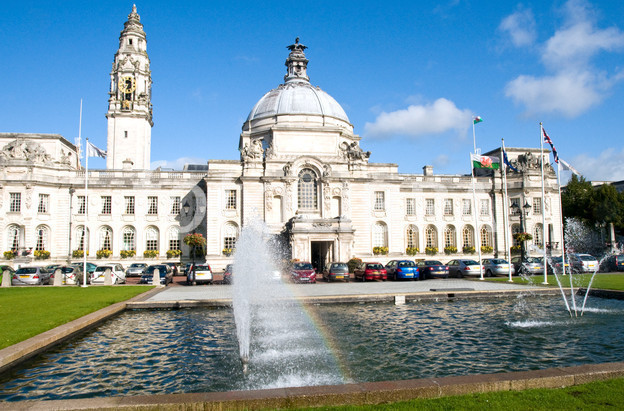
147, 278, 547, 302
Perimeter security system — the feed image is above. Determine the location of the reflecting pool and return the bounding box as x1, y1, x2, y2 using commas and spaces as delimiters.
1, 295, 623, 402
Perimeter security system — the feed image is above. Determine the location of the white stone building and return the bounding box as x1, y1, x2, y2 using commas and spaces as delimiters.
0, 7, 562, 271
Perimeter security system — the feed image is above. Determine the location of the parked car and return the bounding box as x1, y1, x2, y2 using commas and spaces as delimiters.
548, 256, 571, 274
447, 259, 484, 278
126, 263, 148, 277
385, 260, 419, 281
45, 264, 61, 272
183, 263, 193, 276
323, 262, 350, 282
91, 263, 126, 284
353, 262, 387, 282
161, 262, 179, 276
602, 254, 624, 272
223, 264, 233, 284
511, 257, 544, 275
482, 258, 515, 277
0, 265, 15, 284
71, 262, 98, 275
50, 265, 83, 285
186, 264, 212, 285
12, 266, 52, 285
290, 262, 316, 284
415, 260, 449, 279
569, 253, 599, 273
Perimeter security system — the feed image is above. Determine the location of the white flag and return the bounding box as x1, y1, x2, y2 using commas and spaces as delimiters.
559, 158, 580, 176
86, 141, 107, 158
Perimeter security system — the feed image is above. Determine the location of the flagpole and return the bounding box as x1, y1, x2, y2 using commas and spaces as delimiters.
472, 119, 477, 153
83, 129, 89, 288
539, 123, 548, 285
470, 156, 484, 280
501, 140, 513, 282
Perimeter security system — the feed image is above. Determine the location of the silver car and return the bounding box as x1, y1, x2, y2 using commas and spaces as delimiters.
482, 259, 515, 277
447, 259, 484, 277
126, 263, 147, 277
12, 266, 51, 285
569, 253, 599, 273
511, 257, 544, 275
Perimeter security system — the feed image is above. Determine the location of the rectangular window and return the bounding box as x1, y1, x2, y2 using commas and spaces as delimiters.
124, 196, 135, 215
225, 190, 237, 210
462, 199, 472, 216
9, 193, 21, 212
373, 191, 385, 211
480, 199, 490, 216
444, 199, 453, 216
101, 196, 112, 215
533, 197, 542, 215
146, 239, 158, 251
406, 198, 416, 216
38, 194, 49, 213
425, 199, 435, 216
77, 196, 86, 214
170, 196, 180, 215
169, 238, 180, 251
148, 196, 158, 215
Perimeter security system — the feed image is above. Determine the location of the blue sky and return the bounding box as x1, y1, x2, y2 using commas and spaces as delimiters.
2, 0, 623, 181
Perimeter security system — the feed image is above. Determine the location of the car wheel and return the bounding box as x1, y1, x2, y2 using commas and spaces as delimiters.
486, 270, 493, 277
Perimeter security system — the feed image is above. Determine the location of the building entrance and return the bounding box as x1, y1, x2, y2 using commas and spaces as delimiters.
311, 241, 333, 273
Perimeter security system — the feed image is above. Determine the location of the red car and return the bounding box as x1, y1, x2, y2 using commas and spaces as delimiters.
290, 262, 316, 283
354, 262, 387, 282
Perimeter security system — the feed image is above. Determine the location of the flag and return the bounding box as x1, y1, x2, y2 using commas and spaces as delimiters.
542, 128, 558, 163
471, 153, 500, 169
559, 158, 580, 176
473, 116, 483, 125
502, 149, 518, 172
86, 141, 107, 158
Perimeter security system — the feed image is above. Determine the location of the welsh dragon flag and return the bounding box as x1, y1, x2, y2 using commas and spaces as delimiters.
471, 153, 500, 169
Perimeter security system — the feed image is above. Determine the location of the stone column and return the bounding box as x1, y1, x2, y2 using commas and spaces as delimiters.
53, 268, 63, 286
104, 268, 113, 285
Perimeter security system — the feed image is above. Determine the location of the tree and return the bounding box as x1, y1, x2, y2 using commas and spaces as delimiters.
561, 174, 594, 224
591, 184, 624, 230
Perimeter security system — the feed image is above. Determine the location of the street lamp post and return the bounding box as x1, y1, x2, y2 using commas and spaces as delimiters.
512, 201, 532, 263
182, 201, 193, 266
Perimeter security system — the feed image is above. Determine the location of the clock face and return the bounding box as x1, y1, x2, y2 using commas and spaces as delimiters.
119, 76, 136, 93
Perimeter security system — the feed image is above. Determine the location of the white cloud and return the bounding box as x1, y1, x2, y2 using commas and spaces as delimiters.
499, 7, 536, 47
503, 0, 624, 118
151, 157, 208, 170
570, 148, 624, 181
364, 98, 472, 138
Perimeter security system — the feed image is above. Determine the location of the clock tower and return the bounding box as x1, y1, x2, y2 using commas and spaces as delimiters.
106, 5, 153, 170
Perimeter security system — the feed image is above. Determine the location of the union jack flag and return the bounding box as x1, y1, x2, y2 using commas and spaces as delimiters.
542, 128, 558, 164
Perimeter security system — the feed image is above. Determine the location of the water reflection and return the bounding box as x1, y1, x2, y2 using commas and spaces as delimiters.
1, 296, 623, 402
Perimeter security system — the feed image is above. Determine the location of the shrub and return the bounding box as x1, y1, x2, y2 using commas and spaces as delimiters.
347, 257, 362, 273
425, 247, 438, 256
444, 246, 457, 255
96, 249, 112, 259
166, 249, 181, 259
513, 232, 533, 242
34, 250, 51, 260
72, 250, 84, 258
222, 248, 234, 256
120, 250, 136, 259
373, 246, 388, 255
510, 245, 522, 254
3, 251, 15, 260
463, 246, 476, 254
406, 247, 419, 256
143, 250, 158, 258
481, 246, 494, 254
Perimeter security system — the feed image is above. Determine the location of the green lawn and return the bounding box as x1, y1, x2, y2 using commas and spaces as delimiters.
0, 286, 153, 349
292, 377, 624, 410
486, 273, 624, 291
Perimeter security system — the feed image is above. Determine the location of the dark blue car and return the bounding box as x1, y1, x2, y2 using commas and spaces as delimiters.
385, 260, 419, 281
416, 260, 450, 279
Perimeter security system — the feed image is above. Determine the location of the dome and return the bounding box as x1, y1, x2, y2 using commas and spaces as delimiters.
244, 38, 350, 128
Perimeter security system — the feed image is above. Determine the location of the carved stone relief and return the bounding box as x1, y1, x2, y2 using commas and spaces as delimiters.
0, 139, 53, 165
341, 181, 350, 213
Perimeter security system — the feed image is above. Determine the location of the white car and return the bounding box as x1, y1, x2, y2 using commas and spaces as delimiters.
91, 264, 126, 284
570, 254, 599, 273
187, 264, 213, 285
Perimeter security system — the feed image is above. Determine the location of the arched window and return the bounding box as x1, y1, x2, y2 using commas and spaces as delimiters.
511, 224, 521, 246
372, 222, 388, 248
75, 226, 90, 251
145, 226, 159, 251
444, 225, 456, 248
99, 226, 113, 251
425, 225, 438, 249
533, 224, 544, 247
7, 224, 21, 251
168, 226, 180, 251
122, 226, 136, 251
298, 168, 318, 210
462, 225, 474, 248
35, 225, 49, 251
406, 225, 419, 249
223, 222, 239, 251
480, 225, 493, 248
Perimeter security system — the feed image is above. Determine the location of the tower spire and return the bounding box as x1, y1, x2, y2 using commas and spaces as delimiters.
284, 37, 309, 83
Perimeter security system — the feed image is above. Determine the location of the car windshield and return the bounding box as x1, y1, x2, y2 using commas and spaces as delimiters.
489, 259, 507, 264
130, 264, 145, 268
462, 260, 479, 265
194, 265, 211, 271
293, 263, 313, 270
61, 267, 76, 273
526, 257, 541, 263
330, 264, 348, 271
426, 261, 443, 266
579, 255, 596, 261
16, 268, 37, 274
146, 266, 166, 274
367, 263, 383, 269
94, 266, 112, 272
398, 261, 416, 267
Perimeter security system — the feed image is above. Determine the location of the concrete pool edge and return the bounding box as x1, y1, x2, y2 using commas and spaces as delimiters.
2, 361, 624, 410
